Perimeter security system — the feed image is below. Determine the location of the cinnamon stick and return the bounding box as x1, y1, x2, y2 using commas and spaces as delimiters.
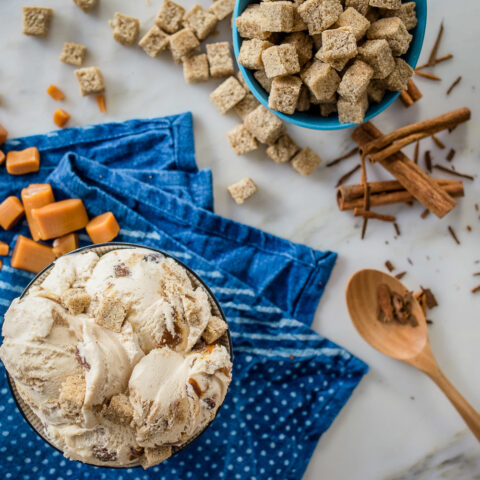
447, 76, 462, 95
335, 164, 361, 187
427, 22, 444, 67
416, 53, 453, 71
353, 208, 396, 222
415, 71, 441, 81
400, 90, 414, 107
432, 135, 445, 149
337, 179, 464, 211
433, 164, 474, 181
326, 147, 359, 167
352, 122, 458, 218
407, 80, 423, 102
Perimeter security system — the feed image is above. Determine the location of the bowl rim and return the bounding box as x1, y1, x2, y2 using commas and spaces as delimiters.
6, 241, 234, 469
232, 0, 427, 130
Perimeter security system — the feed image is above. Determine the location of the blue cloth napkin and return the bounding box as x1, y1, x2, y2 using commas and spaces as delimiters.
0, 113, 368, 480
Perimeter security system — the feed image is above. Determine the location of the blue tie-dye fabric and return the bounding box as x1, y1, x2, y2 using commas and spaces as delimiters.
0, 113, 368, 480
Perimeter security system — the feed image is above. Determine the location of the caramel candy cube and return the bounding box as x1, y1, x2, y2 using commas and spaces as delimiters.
6, 147, 40, 175
0, 241, 9, 256
32, 199, 89, 240
11, 235, 55, 274
53, 233, 79, 257
53, 109, 71, 128
0, 197, 25, 230
0, 124, 8, 145
21, 183, 55, 241
0, 152, 4, 166
86, 212, 120, 244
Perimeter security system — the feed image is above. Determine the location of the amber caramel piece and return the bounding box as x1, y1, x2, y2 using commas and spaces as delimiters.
21, 183, 55, 241
96, 95, 106, 113
53, 233, 79, 257
86, 212, 119, 244
46, 84, 65, 101
0, 197, 25, 230
6, 147, 40, 175
0, 124, 8, 146
0, 151, 5, 165
31, 199, 89, 240
0, 241, 9, 256
11, 235, 55, 273
53, 109, 71, 128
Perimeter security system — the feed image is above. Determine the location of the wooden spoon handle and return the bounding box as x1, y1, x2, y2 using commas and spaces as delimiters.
427, 368, 480, 442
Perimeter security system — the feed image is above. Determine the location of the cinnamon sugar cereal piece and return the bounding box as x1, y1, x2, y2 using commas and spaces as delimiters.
206, 42, 234, 77
262, 44, 300, 79
141, 447, 172, 469
94, 295, 127, 332
22, 6, 53, 37
300, 59, 340, 102
202, 316, 228, 344
291, 147, 322, 175
282, 32, 313, 66
367, 17, 412, 56
266, 134, 299, 163
74, 67, 105, 96
244, 105, 285, 144
297, 0, 342, 35
345, 0, 369, 15
296, 85, 311, 111
316, 26, 357, 71
289, 7, 308, 32
62, 288, 91, 315
357, 39, 395, 79
336, 7, 370, 41
59, 375, 85, 419
139, 25, 169, 57
209, 0, 235, 21
184, 4, 217, 41
109, 12, 140, 46
337, 91, 368, 124
155, 0, 185, 34
259, 2, 295, 32
73, 0, 97, 12
384, 2, 417, 31
369, 0, 400, 9
59, 42, 87, 66
320, 102, 337, 116
268, 76, 302, 114
254, 70, 272, 92
367, 79, 386, 102
238, 39, 273, 70
183, 54, 209, 83
106, 394, 133, 425
233, 93, 260, 120
210, 76, 246, 114
235, 5, 271, 40
227, 178, 258, 204
383, 57, 413, 91
365, 7, 381, 23
226, 124, 258, 155
169, 28, 200, 64
338, 59, 374, 102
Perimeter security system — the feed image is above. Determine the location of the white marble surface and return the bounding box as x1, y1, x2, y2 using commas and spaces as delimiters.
1, 0, 480, 478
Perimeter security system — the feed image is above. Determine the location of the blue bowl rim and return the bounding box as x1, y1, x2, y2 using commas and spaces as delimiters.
232, 0, 427, 130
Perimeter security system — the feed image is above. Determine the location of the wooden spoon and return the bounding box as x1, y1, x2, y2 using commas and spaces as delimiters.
346, 268, 480, 441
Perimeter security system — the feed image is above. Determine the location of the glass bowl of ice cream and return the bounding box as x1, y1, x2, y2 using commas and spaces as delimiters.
0, 243, 233, 469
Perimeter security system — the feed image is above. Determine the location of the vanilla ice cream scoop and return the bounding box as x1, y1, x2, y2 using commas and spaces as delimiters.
0, 246, 232, 469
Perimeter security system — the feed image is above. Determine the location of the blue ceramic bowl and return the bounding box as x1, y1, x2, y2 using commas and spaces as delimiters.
232, 0, 427, 130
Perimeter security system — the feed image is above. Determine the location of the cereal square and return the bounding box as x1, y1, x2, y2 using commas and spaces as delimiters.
94, 295, 127, 332
109, 12, 140, 46
289, 7, 308, 32
383, 57, 413, 91
296, 85, 311, 111
244, 105, 285, 144
62, 288, 91, 315
209, 0, 235, 21
206, 42, 235, 77
291, 147, 322, 175
367, 79, 386, 103
202, 316, 228, 344
345, 0, 369, 15
282, 32, 313, 66
316, 27, 358, 71
298, 0, 343, 35
367, 17, 412, 56
357, 39, 395, 79
226, 124, 259, 155
59, 42, 87, 66
262, 44, 300, 78
184, 4, 218, 41
235, 5, 271, 40
155, 0, 185, 34
210, 76, 246, 114
338, 60, 374, 102
139, 25, 169, 57
234, 93, 260, 120
169, 28, 200, 64
254, 70, 272, 92
106, 394, 133, 425
268, 76, 303, 114
183, 54, 209, 83
227, 178, 258, 204
260, 2, 295, 32
338, 91, 368, 124
384, 2, 417, 31
238, 39, 274, 70
74, 67, 105, 96
300, 59, 340, 102
368, 0, 401, 9
73, 0, 98, 12
365, 7, 381, 23
336, 7, 370, 41
266, 134, 299, 163
22, 6, 53, 37
59, 375, 85, 419
141, 447, 172, 469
